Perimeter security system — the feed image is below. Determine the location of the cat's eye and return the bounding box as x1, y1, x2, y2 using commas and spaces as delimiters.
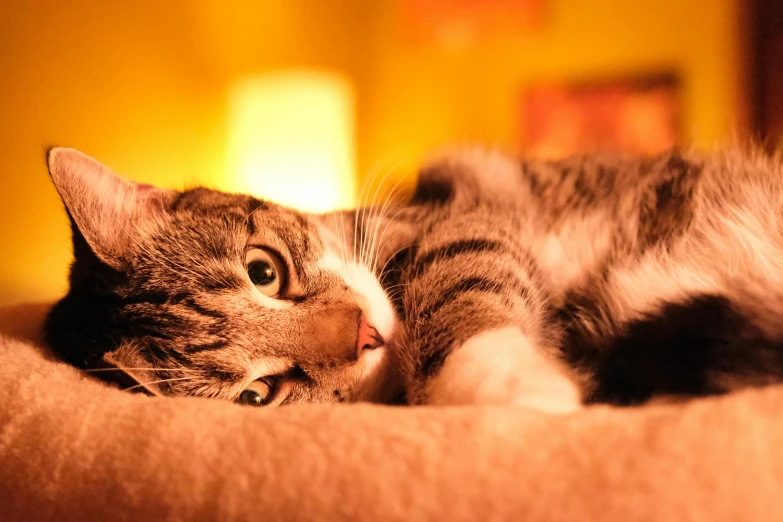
246, 248, 285, 297
237, 378, 275, 406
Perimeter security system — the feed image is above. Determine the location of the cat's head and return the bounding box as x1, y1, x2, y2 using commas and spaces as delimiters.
44, 148, 402, 406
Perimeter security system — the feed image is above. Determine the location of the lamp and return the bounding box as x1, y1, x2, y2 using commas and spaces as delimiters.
225, 70, 356, 212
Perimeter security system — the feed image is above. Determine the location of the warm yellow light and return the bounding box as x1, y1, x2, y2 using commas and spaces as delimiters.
225, 70, 356, 212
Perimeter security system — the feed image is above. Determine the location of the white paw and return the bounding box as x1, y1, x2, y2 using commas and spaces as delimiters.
425, 327, 583, 413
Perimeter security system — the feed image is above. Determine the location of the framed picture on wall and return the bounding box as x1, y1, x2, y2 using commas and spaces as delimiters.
520, 73, 681, 158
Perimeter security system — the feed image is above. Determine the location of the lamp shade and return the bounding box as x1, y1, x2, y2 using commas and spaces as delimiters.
225, 70, 356, 212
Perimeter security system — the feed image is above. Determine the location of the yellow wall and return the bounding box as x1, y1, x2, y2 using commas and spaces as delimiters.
0, 1, 372, 305
0, 0, 745, 305
360, 0, 745, 176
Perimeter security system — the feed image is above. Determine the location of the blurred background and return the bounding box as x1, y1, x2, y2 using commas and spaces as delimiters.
0, 0, 780, 305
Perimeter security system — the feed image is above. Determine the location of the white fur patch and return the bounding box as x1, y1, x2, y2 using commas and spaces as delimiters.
450, 147, 524, 195
605, 257, 723, 326
317, 252, 344, 272
246, 356, 293, 383
535, 211, 614, 295
425, 327, 582, 413
353, 346, 395, 399
713, 207, 783, 280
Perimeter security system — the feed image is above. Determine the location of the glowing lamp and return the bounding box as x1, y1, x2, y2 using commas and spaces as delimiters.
225, 71, 356, 212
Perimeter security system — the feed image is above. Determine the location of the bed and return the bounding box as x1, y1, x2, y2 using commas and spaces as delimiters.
1, 301, 782, 521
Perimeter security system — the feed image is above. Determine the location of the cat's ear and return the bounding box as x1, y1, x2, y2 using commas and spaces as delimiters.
47, 147, 174, 267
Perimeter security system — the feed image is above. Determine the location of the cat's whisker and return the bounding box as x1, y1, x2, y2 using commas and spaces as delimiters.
354, 164, 383, 264
354, 167, 403, 271
122, 376, 195, 393
340, 211, 350, 266
379, 242, 414, 278
374, 208, 411, 274
245, 199, 271, 225
370, 183, 408, 270
376, 227, 405, 270
83, 367, 197, 373
327, 207, 348, 265
379, 252, 411, 276
362, 166, 397, 267
360, 165, 392, 256
356, 163, 399, 267
371, 165, 405, 267
382, 282, 412, 294
366, 186, 397, 270
329, 209, 347, 264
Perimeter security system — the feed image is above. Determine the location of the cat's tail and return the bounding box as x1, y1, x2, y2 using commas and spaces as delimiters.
560, 269, 783, 405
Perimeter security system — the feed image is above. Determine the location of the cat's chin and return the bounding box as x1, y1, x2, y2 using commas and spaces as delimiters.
353, 345, 405, 404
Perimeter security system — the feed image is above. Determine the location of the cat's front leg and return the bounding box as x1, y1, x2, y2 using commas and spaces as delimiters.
396, 211, 583, 413
424, 326, 582, 412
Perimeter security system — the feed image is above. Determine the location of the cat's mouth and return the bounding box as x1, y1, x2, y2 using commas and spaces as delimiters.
352, 319, 404, 403
358, 313, 385, 352
366, 330, 384, 349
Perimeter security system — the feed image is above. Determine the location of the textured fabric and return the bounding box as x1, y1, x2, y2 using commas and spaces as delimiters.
1, 302, 783, 521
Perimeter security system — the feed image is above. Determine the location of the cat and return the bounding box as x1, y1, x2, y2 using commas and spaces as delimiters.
44, 145, 783, 412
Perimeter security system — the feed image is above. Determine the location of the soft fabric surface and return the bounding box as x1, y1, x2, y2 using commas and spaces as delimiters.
1, 303, 782, 521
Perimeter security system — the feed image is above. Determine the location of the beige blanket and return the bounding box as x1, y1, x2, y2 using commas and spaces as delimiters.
1, 302, 782, 521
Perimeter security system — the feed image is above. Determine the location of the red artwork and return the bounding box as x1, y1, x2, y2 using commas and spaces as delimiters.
520, 75, 681, 158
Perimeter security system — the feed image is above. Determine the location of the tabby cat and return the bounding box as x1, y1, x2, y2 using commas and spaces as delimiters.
44, 146, 783, 411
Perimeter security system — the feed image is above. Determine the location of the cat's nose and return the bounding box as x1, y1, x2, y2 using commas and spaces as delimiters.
357, 314, 384, 354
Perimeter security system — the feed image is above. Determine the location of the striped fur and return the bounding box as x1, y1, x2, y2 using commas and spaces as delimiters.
393, 146, 783, 408
45, 148, 412, 405
45, 146, 783, 411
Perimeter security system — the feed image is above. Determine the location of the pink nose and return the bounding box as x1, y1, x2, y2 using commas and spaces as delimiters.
357, 314, 384, 354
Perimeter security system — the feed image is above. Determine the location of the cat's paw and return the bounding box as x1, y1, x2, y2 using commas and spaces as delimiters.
424, 327, 583, 413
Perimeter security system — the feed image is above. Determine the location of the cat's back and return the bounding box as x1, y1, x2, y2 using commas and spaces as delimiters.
419, 145, 782, 215
411, 146, 783, 296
